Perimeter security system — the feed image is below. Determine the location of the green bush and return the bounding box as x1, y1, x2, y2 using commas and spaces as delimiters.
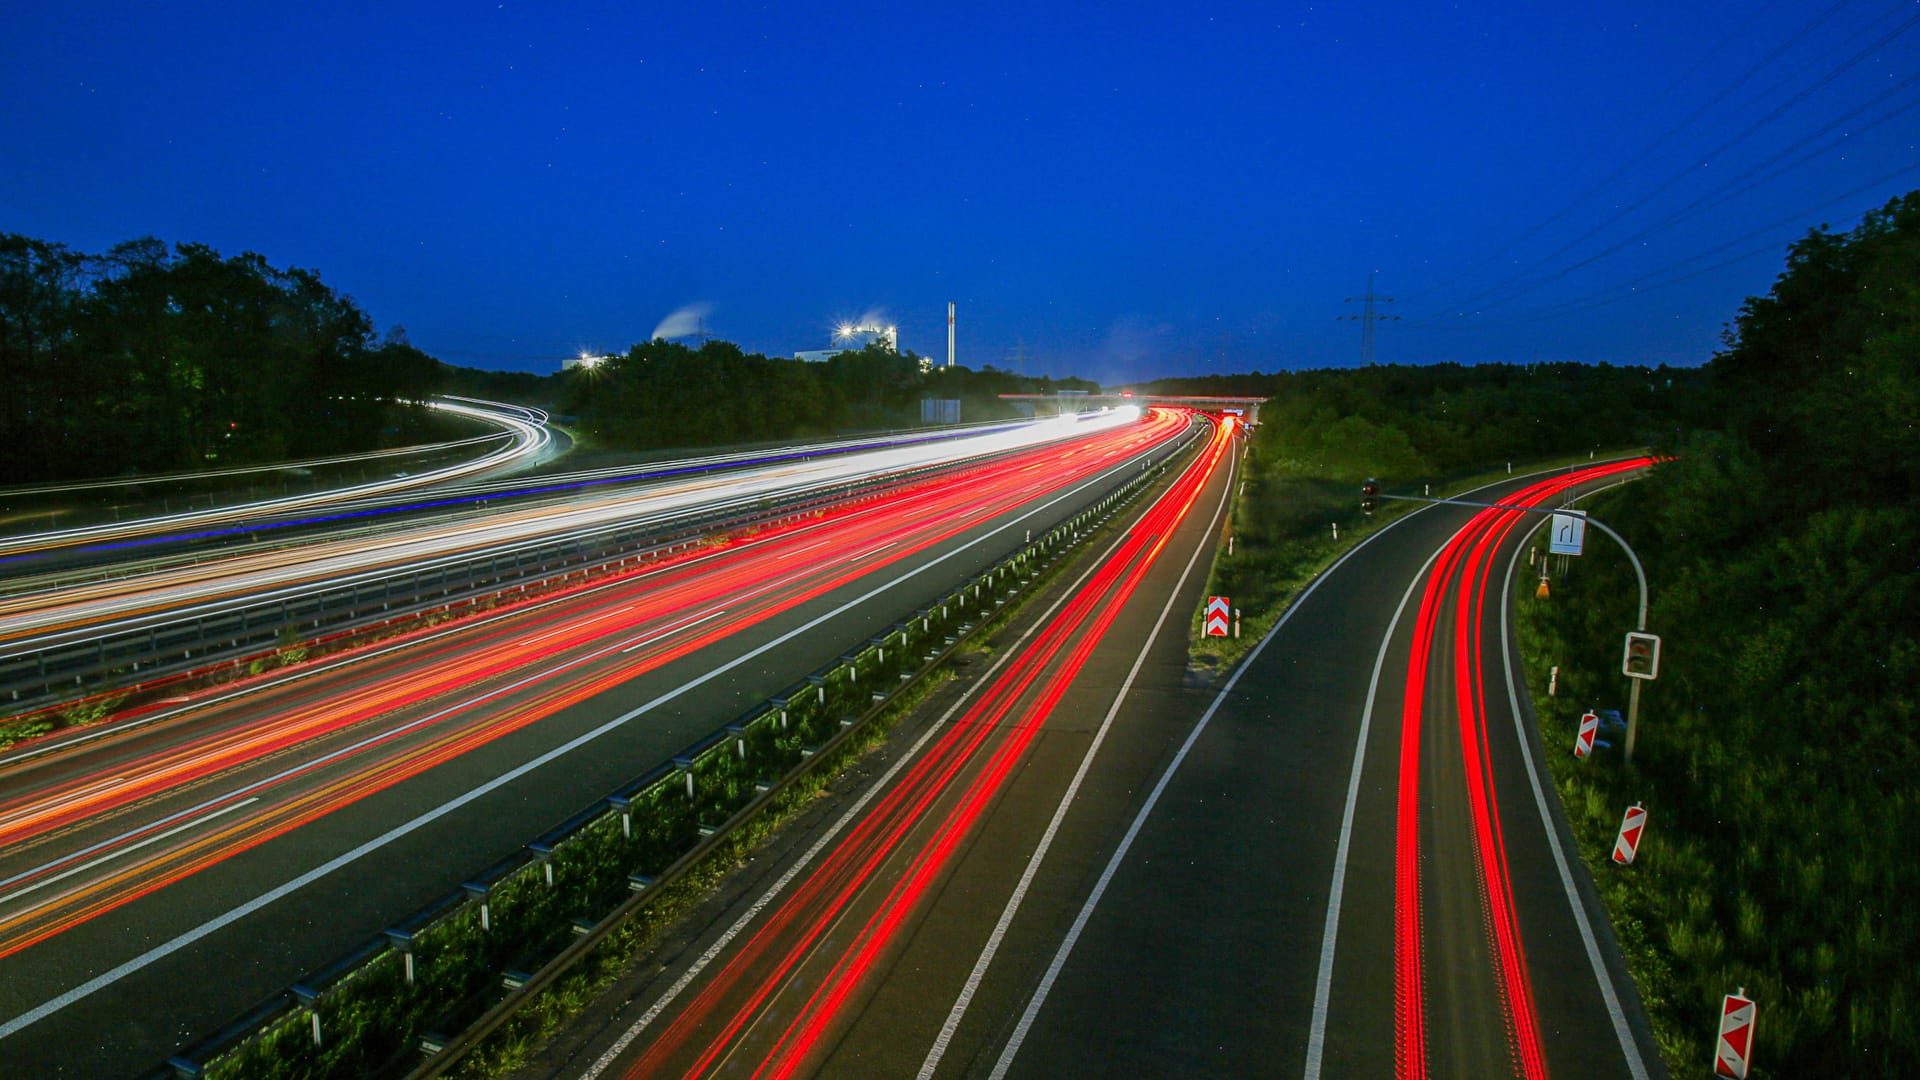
1516, 192, 1920, 1077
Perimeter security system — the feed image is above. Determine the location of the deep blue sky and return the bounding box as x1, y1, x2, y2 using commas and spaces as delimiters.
4, 2, 1915, 383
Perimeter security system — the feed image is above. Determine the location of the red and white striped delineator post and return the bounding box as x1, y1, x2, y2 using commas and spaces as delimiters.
1204, 596, 1231, 637
1715, 987, 1756, 1078
1612, 802, 1647, 865
1574, 710, 1599, 759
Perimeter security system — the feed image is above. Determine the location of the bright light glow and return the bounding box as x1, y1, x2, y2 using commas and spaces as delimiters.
0, 409, 1154, 653
1117, 406, 1142, 421
576, 351, 604, 370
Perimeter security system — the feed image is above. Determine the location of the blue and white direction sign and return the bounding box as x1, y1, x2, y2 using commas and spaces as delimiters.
1549, 508, 1588, 555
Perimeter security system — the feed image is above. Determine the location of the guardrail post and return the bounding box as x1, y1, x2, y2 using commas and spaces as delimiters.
606, 795, 633, 837
290, 984, 322, 1046
384, 930, 416, 985
673, 756, 696, 798
462, 882, 492, 931
528, 843, 555, 886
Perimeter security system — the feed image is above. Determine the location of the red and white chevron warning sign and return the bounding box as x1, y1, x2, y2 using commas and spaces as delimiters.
1714, 988, 1756, 1078
1574, 711, 1599, 759
1204, 596, 1231, 637
1612, 802, 1647, 865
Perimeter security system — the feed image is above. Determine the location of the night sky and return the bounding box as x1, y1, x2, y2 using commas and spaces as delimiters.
4, 2, 1915, 383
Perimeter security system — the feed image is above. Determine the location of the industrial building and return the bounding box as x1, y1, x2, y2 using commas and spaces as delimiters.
795, 322, 898, 363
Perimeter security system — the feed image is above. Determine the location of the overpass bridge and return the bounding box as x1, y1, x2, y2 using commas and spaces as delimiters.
997, 393, 1267, 425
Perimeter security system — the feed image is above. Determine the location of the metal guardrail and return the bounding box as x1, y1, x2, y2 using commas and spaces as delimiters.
148, 423, 1201, 1080
5, 431, 1188, 711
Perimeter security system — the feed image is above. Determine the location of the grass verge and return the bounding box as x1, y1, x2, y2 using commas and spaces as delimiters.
437, 433, 1194, 1080
1191, 449, 1634, 678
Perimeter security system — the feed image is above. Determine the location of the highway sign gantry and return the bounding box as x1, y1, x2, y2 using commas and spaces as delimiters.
1611, 802, 1647, 865
1204, 596, 1230, 637
1574, 710, 1599, 759
1714, 988, 1756, 1078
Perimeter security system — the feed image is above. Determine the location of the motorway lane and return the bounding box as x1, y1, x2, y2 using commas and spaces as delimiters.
0, 398, 553, 562
987, 464, 1666, 1080
0, 414, 1190, 1078
0, 412, 1147, 662
528, 418, 1240, 1080
0, 417, 1181, 875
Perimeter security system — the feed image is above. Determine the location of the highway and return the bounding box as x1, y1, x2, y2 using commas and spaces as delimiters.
0, 409, 1189, 1077
0, 412, 1162, 709
0, 397, 555, 561
0, 412, 1148, 679
980, 461, 1666, 1079
525, 415, 1240, 1079
525, 457, 1665, 1080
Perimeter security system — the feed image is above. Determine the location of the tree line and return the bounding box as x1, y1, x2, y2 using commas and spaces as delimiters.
0, 234, 442, 484
557, 337, 1097, 451
1138, 359, 1703, 483
1520, 190, 1918, 1073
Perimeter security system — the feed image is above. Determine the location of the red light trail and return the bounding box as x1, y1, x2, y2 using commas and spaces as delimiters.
1394, 458, 1649, 1080
0, 412, 1190, 962
611, 417, 1234, 1079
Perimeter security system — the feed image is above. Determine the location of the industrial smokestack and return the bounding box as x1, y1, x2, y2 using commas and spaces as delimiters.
947, 301, 955, 369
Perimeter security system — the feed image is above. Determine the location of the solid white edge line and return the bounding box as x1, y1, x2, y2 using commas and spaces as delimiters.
963, 457, 1599, 1079
1302, 539, 1449, 1078
989, 492, 1438, 1080
0, 446, 1154, 1042
577, 460, 1169, 1080
1500, 490, 1651, 1080
917, 430, 1234, 1080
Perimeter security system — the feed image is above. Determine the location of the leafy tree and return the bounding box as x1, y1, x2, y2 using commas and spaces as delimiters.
557, 339, 1088, 453
0, 235, 442, 483
1523, 190, 1920, 1075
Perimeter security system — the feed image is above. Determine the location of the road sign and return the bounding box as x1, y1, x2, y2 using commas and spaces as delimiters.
1574, 711, 1599, 759
1204, 596, 1230, 637
1549, 509, 1587, 555
1623, 631, 1661, 680
1612, 802, 1647, 865
1714, 988, 1756, 1078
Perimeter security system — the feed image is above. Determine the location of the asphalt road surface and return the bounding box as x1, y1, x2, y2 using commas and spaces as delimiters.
528, 455, 1665, 1080
0, 412, 1189, 1078
993, 462, 1666, 1080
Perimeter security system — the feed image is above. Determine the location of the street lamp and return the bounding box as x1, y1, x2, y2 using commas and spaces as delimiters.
1378, 486, 1657, 761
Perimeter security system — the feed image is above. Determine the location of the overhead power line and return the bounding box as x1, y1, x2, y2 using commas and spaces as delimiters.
1414, 6, 1920, 321
1404, 0, 1828, 303
1405, 162, 1920, 332
1404, 78, 1920, 325
1336, 272, 1399, 365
